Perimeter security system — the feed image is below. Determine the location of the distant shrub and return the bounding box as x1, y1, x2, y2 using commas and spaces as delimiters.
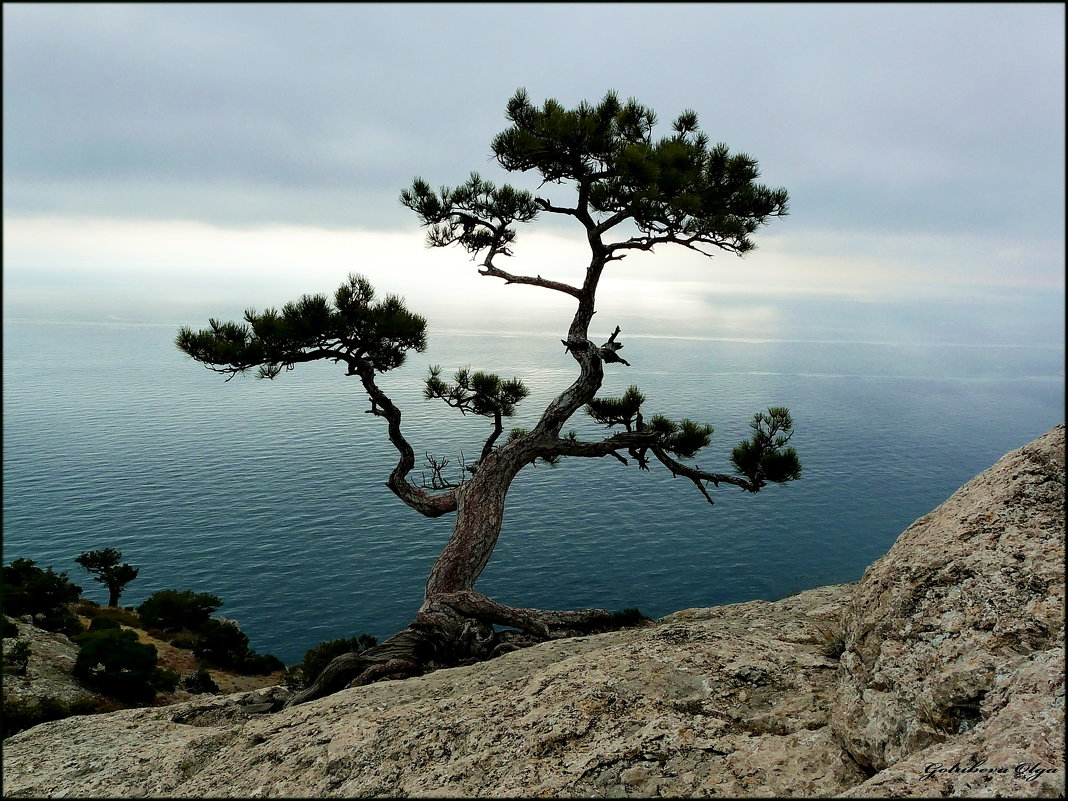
0, 695, 113, 740
190, 618, 283, 675
192, 618, 250, 668
820, 630, 847, 660
180, 667, 220, 694
87, 616, 122, 632
2, 559, 83, 633
167, 631, 199, 650
89, 605, 141, 629
73, 599, 99, 616
291, 634, 378, 689
236, 651, 284, 676
137, 590, 221, 632
3, 639, 31, 675
35, 606, 85, 637
73, 628, 160, 705
279, 665, 304, 689
152, 667, 180, 693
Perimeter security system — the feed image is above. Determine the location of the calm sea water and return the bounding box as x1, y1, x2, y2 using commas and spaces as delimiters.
3, 318, 1063, 664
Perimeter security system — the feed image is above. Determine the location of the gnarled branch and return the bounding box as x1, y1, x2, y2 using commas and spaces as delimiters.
351, 361, 459, 517
478, 263, 583, 298
651, 443, 758, 503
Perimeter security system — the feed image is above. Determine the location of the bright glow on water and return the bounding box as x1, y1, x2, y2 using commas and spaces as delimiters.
3, 320, 1063, 664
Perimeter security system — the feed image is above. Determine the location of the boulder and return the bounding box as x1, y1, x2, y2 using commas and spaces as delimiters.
829, 423, 1065, 790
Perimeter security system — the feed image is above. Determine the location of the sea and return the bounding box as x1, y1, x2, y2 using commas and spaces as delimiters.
3, 315, 1064, 665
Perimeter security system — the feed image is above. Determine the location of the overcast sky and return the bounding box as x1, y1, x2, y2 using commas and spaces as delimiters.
3, 3, 1064, 343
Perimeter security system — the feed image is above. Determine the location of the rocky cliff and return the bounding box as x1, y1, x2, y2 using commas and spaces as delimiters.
2, 424, 1063, 798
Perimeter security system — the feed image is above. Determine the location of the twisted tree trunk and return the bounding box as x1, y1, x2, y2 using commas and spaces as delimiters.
284, 387, 647, 708
284, 493, 635, 706
282, 253, 651, 707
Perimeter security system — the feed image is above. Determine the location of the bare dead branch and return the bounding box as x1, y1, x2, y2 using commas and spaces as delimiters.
478, 263, 583, 298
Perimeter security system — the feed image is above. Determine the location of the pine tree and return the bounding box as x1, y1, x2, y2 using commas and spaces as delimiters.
177, 90, 800, 705
74, 548, 139, 607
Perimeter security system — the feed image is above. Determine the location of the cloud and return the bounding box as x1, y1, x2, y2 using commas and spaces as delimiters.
4, 3, 1063, 238
2, 3, 1062, 346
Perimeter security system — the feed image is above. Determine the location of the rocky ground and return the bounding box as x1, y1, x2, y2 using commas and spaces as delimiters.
2, 424, 1063, 798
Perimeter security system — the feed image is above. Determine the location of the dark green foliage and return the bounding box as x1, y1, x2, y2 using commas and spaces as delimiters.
403, 89, 788, 270
279, 664, 303, 689
1, 695, 108, 740
1, 559, 83, 628
87, 616, 121, 632
176, 273, 428, 379
2, 618, 19, 638
821, 631, 847, 660
191, 618, 249, 667
586, 389, 713, 459
73, 628, 160, 705
74, 548, 139, 606
73, 600, 142, 628
424, 366, 529, 419
813, 623, 847, 660
41, 607, 85, 637
657, 418, 714, 459
490, 89, 789, 254
153, 667, 180, 692
181, 667, 220, 694
190, 618, 283, 675
137, 589, 222, 632
167, 632, 200, 650
729, 407, 802, 486
289, 634, 378, 689
237, 651, 285, 675
586, 386, 645, 430
3, 639, 31, 675
401, 173, 539, 256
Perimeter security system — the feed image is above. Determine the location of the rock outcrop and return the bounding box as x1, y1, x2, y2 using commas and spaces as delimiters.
2, 617, 103, 709
2, 425, 1063, 798
830, 423, 1065, 790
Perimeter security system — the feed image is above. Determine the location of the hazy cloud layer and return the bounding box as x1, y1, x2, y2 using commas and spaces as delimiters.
2, 3, 1064, 341
5, 4, 1063, 234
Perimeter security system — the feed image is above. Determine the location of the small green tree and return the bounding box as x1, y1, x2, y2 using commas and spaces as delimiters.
74, 548, 139, 607
178, 89, 801, 706
73, 628, 161, 705
191, 618, 250, 667
137, 589, 222, 632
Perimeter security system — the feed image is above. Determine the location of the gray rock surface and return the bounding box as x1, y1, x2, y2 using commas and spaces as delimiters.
2, 425, 1064, 798
830, 423, 1065, 791
2, 617, 102, 708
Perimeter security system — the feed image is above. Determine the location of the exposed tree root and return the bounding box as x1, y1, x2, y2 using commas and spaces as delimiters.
283, 591, 652, 707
